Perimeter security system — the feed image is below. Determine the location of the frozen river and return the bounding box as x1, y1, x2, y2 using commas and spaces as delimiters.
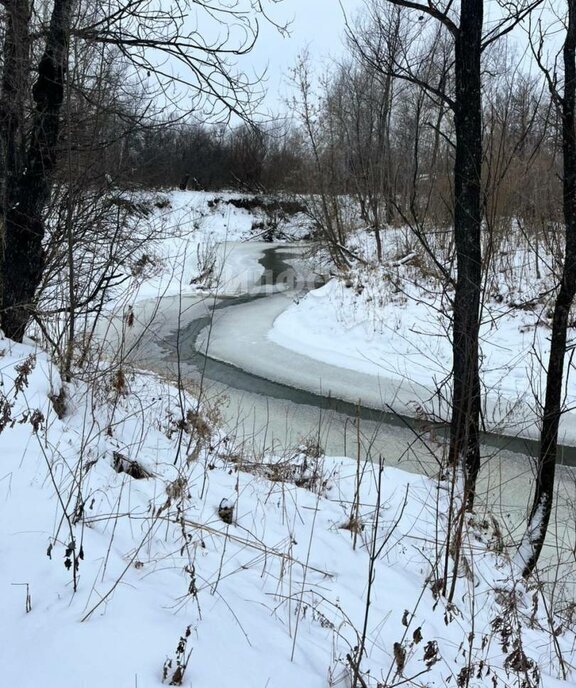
107, 241, 575, 590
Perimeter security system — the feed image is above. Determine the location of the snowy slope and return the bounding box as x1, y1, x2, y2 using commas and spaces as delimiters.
0, 335, 574, 687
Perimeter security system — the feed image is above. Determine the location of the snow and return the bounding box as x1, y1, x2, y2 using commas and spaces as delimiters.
98, 190, 310, 309
271, 278, 450, 379
513, 497, 547, 574
197, 271, 576, 445
263, 234, 576, 445
196, 290, 433, 416
0, 333, 574, 687
2, 191, 574, 686
108, 191, 267, 303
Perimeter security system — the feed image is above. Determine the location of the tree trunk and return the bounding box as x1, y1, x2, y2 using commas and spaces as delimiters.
448, 0, 484, 509
1, 0, 73, 341
520, 0, 576, 577
0, 1, 32, 306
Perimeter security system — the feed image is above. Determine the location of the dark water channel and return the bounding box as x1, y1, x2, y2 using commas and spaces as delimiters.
165, 246, 576, 468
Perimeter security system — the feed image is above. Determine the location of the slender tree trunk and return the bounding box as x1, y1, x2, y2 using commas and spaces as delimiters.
448, 0, 483, 509
1, 0, 74, 341
520, 0, 576, 577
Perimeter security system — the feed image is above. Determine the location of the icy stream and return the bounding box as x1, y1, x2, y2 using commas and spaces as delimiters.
103, 241, 574, 583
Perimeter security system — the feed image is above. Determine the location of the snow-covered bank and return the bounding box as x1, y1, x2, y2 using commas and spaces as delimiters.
1, 336, 574, 687
197, 291, 433, 417
105, 190, 301, 305
196, 279, 576, 448
2, 191, 576, 687
262, 238, 576, 447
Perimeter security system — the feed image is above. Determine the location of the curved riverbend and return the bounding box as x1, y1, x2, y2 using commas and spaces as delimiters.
173, 245, 576, 468
108, 240, 574, 590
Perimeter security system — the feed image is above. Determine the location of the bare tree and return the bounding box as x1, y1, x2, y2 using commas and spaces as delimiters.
0, 0, 283, 342
228, 123, 267, 191
448, 0, 484, 508
72, 0, 279, 122
518, 0, 576, 577
1, 0, 74, 341
346, 0, 545, 510
290, 54, 356, 268
348, 0, 484, 506
339, 8, 403, 260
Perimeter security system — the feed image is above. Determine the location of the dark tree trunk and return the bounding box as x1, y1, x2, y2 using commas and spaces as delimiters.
1, 0, 73, 342
179, 174, 190, 191
521, 0, 576, 577
0, 0, 32, 304
448, 0, 484, 509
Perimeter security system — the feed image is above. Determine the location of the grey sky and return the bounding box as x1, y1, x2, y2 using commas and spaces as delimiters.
166, 0, 559, 119
245, 0, 364, 111
241, 0, 534, 114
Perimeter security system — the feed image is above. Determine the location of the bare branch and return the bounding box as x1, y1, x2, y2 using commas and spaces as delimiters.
386, 0, 458, 35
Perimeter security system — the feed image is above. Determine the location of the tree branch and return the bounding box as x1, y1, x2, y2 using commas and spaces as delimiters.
386, 0, 458, 35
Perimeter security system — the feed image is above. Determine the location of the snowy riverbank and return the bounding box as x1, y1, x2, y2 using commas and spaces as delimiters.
0, 333, 574, 687
2, 191, 573, 687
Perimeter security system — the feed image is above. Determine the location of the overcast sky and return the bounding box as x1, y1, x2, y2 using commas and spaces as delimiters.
169, 0, 559, 120
244, 0, 364, 112
239, 0, 562, 116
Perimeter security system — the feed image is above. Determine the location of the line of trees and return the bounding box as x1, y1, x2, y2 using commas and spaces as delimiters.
115, 120, 304, 191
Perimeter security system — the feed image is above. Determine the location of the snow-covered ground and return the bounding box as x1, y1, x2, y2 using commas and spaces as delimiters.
108, 190, 303, 303
0, 336, 574, 687
107, 192, 568, 449
2, 191, 575, 687
264, 230, 576, 446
